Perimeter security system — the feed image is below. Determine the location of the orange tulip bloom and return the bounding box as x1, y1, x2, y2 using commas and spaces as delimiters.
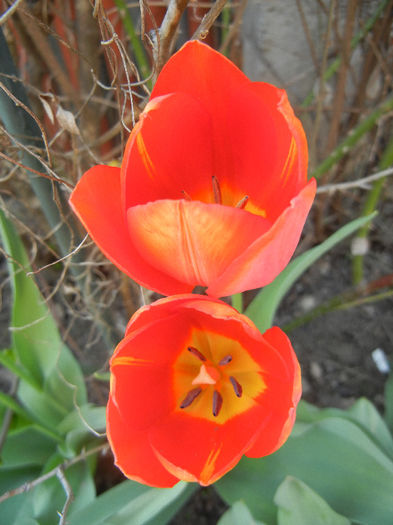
70, 41, 316, 297
107, 295, 301, 487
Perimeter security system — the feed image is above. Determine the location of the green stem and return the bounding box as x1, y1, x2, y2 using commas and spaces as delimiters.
231, 293, 243, 313
114, 0, 150, 80
352, 134, 393, 284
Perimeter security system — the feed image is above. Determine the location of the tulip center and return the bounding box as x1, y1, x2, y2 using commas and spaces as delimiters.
178, 346, 244, 418
173, 330, 265, 424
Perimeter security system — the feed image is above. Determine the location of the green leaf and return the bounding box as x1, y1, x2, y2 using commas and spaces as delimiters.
216, 416, 393, 525
384, 373, 393, 433
218, 500, 265, 525
245, 213, 377, 332
0, 465, 40, 524
1, 425, 58, 468
68, 480, 196, 525
0, 209, 87, 426
32, 459, 96, 525
275, 477, 350, 525
297, 398, 393, 460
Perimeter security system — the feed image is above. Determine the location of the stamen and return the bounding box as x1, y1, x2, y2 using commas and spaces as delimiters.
235, 195, 249, 209
180, 387, 202, 409
229, 376, 243, 397
212, 176, 222, 204
219, 355, 232, 366
181, 190, 192, 201
188, 346, 206, 361
212, 390, 223, 417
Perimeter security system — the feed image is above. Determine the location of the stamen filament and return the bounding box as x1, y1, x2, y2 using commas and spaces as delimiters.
219, 355, 232, 366
181, 190, 192, 201
212, 390, 223, 417
235, 195, 249, 209
229, 376, 243, 397
180, 387, 202, 409
188, 346, 206, 361
212, 176, 222, 204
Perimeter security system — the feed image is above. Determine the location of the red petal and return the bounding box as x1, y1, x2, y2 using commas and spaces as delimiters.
122, 92, 214, 208
107, 397, 178, 487
245, 327, 301, 458
150, 404, 265, 486
69, 165, 192, 296
151, 41, 306, 216
110, 313, 191, 430
207, 179, 316, 297
127, 200, 270, 290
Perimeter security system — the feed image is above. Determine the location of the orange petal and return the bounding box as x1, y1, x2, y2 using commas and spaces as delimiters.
69, 165, 192, 296
107, 397, 178, 488
127, 200, 270, 290
121, 92, 214, 208
110, 313, 192, 430
151, 41, 304, 215
245, 327, 301, 458
150, 404, 266, 486
207, 178, 316, 297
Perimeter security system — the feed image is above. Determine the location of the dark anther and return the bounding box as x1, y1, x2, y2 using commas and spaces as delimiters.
229, 376, 243, 398
235, 195, 249, 209
180, 387, 202, 409
219, 355, 232, 366
212, 390, 223, 417
212, 176, 222, 204
181, 190, 192, 200
188, 346, 206, 361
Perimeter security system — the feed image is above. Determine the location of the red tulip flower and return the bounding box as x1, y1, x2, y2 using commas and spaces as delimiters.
70, 41, 316, 297
107, 294, 301, 487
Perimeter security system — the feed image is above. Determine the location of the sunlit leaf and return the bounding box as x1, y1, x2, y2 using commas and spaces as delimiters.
275, 476, 350, 525
246, 213, 377, 332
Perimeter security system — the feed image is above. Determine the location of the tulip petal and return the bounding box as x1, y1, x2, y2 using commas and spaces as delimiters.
107, 398, 178, 487
207, 178, 317, 297
122, 92, 214, 208
69, 165, 192, 296
127, 200, 271, 290
150, 404, 265, 486
151, 41, 306, 216
245, 327, 301, 458
110, 313, 191, 430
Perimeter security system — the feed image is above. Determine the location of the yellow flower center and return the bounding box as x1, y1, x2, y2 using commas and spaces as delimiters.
173, 329, 266, 424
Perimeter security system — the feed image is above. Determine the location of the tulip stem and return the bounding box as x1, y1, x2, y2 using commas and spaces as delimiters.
232, 293, 243, 313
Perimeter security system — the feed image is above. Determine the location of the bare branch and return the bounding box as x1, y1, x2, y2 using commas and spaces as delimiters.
192, 0, 228, 41
0, 0, 24, 25
317, 166, 393, 194
154, 0, 190, 79
0, 444, 108, 505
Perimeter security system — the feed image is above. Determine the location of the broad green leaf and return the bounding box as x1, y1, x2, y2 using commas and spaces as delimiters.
216, 416, 393, 525
68, 480, 196, 525
108, 481, 194, 525
384, 373, 393, 433
0, 209, 86, 426
1, 425, 58, 468
0, 466, 40, 524
297, 398, 393, 460
218, 500, 265, 525
275, 477, 350, 525
245, 213, 377, 332
32, 459, 96, 525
